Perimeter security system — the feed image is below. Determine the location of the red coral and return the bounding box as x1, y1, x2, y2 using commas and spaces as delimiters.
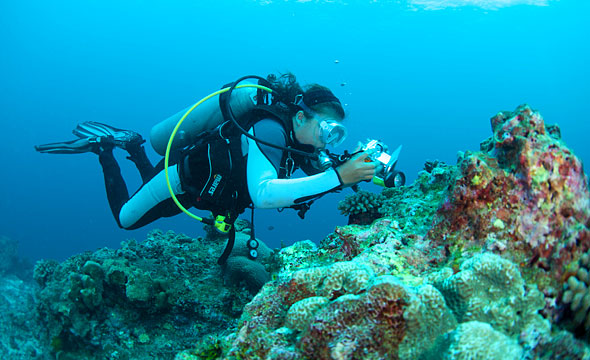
426, 105, 590, 295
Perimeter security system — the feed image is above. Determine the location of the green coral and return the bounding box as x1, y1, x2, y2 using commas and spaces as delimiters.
337, 190, 385, 225
33, 229, 260, 359
432, 253, 544, 336
337, 190, 385, 216
379, 160, 457, 236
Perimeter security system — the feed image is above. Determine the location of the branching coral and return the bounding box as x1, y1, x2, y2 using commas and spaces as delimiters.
337, 190, 385, 225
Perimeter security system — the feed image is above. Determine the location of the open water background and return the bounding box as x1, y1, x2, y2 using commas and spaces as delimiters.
1, 0, 588, 262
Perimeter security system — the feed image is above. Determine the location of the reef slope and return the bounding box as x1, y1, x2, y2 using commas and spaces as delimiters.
23, 104, 590, 359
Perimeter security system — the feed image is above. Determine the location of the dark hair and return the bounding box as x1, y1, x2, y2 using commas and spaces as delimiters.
303, 84, 345, 121
266, 73, 345, 121
266, 72, 303, 105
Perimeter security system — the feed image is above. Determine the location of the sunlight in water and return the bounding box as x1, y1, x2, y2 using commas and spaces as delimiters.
256, 0, 552, 9
409, 0, 550, 10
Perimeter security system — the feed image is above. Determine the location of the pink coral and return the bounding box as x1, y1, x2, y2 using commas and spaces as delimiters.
427, 105, 590, 292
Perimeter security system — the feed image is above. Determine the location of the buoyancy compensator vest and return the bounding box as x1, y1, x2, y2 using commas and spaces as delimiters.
157, 75, 321, 264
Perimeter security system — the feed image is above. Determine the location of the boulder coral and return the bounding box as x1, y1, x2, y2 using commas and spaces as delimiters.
225, 251, 568, 359
431, 253, 545, 336
221, 231, 272, 293
425, 321, 524, 360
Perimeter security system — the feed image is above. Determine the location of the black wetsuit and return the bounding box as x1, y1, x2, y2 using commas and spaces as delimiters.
100, 119, 342, 229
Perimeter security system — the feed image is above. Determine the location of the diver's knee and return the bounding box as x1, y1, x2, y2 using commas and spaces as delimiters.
118, 204, 140, 229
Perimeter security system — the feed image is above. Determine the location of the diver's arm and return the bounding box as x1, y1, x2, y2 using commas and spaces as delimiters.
247, 125, 342, 209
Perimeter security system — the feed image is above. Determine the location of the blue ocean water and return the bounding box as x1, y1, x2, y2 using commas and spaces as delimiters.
1, 0, 588, 263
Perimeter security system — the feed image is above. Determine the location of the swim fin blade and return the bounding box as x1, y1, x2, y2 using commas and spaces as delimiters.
35, 137, 110, 154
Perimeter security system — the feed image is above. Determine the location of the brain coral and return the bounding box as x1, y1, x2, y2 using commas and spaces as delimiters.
227, 251, 572, 359
425, 321, 524, 360
433, 253, 544, 336
285, 296, 329, 331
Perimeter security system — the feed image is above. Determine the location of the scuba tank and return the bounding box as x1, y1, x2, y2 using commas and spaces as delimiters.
150, 85, 258, 155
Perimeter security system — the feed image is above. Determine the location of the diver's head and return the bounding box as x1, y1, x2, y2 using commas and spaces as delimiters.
292, 85, 346, 149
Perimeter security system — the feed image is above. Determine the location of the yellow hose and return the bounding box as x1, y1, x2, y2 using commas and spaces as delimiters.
164, 84, 273, 222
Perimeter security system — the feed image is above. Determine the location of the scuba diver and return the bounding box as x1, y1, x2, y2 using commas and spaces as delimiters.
35, 74, 377, 262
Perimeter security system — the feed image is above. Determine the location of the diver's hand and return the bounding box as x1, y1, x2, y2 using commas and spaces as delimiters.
336, 152, 377, 186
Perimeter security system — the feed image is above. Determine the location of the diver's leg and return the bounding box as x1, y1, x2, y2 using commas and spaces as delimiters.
98, 148, 131, 228
126, 144, 156, 184
117, 164, 192, 230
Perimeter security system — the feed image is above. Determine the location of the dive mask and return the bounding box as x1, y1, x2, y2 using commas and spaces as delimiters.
318, 119, 347, 147
295, 93, 347, 147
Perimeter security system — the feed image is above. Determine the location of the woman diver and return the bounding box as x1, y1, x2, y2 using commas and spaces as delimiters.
35, 74, 377, 242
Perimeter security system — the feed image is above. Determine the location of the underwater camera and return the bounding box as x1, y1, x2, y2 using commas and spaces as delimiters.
315, 139, 406, 188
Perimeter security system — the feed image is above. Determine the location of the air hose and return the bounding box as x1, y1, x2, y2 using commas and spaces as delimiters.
163, 83, 274, 227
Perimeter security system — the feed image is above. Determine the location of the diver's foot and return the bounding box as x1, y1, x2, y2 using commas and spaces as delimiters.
73, 121, 145, 151
35, 136, 115, 155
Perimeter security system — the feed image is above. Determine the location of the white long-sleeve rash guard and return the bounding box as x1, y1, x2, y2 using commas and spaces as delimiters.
246, 119, 342, 209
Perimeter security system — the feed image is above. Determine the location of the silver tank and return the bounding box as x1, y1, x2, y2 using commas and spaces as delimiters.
150, 85, 258, 155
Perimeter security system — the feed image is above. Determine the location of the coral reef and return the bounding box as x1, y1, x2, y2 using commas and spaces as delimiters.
0, 275, 50, 359
224, 251, 571, 359
427, 105, 590, 295
33, 228, 272, 359
337, 190, 385, 225
12, 104, 590, 359
216, 105, 590, 359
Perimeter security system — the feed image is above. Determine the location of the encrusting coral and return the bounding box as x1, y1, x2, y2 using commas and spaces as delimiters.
427, 105, 590, 293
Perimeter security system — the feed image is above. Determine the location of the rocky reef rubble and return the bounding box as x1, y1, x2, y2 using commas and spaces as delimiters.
0, 235, 45, 358
0, 275, 48, 359
32, 223, 272, 359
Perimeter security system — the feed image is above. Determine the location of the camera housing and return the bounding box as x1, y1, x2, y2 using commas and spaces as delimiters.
313, 139, 406, 188
361, 140, 405, 188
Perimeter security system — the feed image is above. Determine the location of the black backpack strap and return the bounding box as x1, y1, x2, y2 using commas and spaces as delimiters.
217, 224, 235, 265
